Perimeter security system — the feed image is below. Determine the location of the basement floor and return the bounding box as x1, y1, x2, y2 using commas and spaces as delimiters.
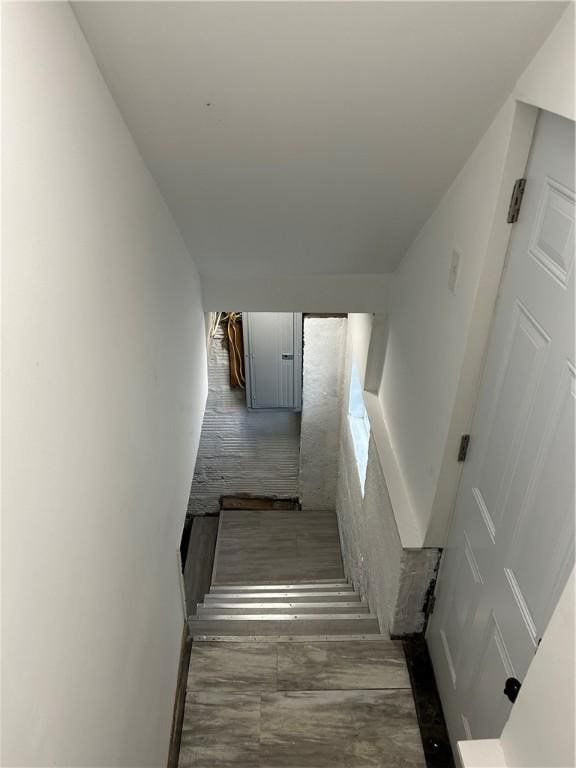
187, 325, 301, 516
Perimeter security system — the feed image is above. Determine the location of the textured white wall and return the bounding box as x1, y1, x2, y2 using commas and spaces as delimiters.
336, 325, 440, 635
2, 5, 207, 765
300, 318, 346, 510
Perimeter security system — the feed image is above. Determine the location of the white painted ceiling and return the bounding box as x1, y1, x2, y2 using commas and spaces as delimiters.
74, 2, 565, 277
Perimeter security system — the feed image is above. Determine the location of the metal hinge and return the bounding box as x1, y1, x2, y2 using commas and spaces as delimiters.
458, 434, 471, 462
426, 594, 437, 618
507, 178, 527, 223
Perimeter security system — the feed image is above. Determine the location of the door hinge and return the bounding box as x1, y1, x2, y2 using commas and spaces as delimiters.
458, 434, 471, 462
507, 178, 527, 223
426, 594, 437, 618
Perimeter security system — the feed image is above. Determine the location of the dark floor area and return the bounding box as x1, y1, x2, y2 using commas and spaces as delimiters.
403, 634, 455, 768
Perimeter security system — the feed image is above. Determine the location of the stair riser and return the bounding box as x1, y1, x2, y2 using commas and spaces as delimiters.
189, 618, 381, 636
205, 591, 356, 600
204, 593, 360, 604
197, 603, 367, 615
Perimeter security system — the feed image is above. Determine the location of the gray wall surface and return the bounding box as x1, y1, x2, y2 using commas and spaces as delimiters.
188, 323, 300, 515
300, 317, 347, 510
335, 328, 440, 635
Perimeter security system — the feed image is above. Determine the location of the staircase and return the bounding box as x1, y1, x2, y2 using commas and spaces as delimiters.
189, 577, 381, 638
178, 509, 426, 768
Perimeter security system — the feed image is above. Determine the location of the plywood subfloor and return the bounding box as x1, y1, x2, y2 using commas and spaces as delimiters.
211, 509, 345, 585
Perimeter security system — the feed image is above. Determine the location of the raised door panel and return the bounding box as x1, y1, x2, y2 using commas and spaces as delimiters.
475, 302, 550, 539
502, 364, 575, 653
464, 612, 514, 740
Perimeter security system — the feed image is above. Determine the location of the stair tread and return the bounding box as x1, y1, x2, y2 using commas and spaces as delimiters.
192, 634, 388, 642
211, 579, 347, 588
192, 612, 375, 620
210, 583, 349, 592
205, 590, 356, 599
197, 609, 369, 617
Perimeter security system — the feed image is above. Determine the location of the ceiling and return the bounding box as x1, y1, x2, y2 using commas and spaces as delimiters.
74, 2, 565, 277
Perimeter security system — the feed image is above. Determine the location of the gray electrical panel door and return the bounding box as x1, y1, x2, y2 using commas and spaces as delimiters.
243, 313, 302, 410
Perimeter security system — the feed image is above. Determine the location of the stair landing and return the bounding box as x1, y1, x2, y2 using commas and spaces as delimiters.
179, 638, 425, 767
211, 508, 344, 585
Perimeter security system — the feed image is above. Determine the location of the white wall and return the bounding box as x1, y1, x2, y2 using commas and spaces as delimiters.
300, 317, 346, 510
202, 274, 390, 313
2, 5, 207, 766
348, 313, 373, 382
378, 98, 536, 545
372, 6, 574, 547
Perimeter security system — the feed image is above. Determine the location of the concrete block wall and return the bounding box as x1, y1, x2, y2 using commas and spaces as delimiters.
300, 317, 347, 510
335, 327, 441, 635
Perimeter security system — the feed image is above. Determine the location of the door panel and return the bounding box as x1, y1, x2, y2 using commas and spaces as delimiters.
427, 110, 575, 745
464, 612, 514, 740
244, 312, 303, 410
476, 301, 550, 536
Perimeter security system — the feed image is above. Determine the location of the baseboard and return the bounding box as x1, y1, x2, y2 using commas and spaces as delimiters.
167, 623, 192, 768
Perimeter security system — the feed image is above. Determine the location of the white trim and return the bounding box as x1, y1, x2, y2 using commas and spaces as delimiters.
458, 739, 507, 768
363, 391, 424, 548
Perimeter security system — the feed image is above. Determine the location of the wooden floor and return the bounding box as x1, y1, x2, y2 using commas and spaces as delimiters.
211, 509, 344, 585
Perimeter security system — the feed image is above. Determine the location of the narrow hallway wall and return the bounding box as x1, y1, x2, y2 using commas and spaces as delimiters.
336, 318, 440, 635
2, 5, 208, 766
300, 317, 347, 510
188, 322, 300, 515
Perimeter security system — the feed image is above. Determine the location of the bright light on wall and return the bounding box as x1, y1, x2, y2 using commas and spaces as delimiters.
348, 362, 370, 495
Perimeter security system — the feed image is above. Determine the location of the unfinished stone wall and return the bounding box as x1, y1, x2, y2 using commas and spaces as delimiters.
300, 317, 347, 510
335, 327, 440, 635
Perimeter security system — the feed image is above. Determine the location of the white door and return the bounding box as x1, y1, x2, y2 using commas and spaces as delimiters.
427, 110, 575, 744
243, 312, 303, 410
